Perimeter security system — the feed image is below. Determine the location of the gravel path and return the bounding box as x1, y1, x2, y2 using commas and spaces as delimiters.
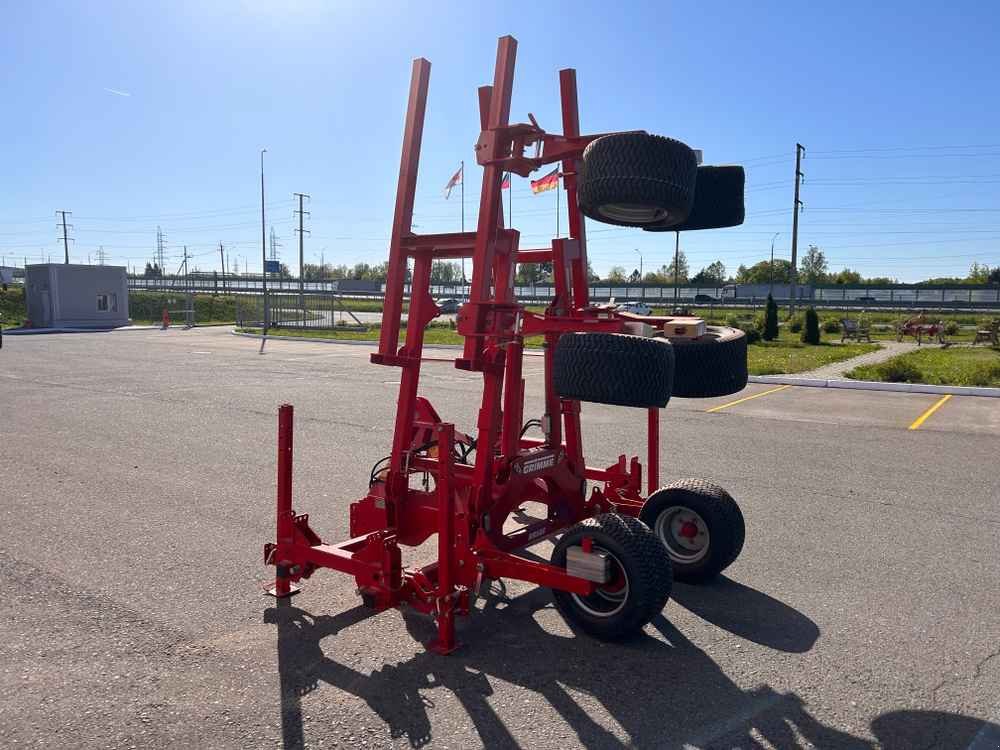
799, 340, 921, 380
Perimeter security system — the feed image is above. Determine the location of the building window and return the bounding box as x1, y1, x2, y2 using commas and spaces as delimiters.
97, 294, 109, 311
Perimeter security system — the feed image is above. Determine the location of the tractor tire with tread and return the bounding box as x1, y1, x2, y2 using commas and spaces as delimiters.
551, 513, 673, 640
578, 133, 698, 228
666, 325, 747, 398
640, 479, 745, 583
645, 165, 745, 232
553, 332, 674, 408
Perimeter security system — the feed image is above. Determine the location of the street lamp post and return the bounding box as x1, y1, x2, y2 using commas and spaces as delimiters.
261, 149, 269, 334
634, 248, 643, 280
769, 232, 780, 295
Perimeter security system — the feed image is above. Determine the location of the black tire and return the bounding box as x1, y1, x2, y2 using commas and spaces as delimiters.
553, 332, 674, 408
640, 479, 745, 583
667, 325, 747, 398
551, 513, 673, 640
578, 133, 697, 228
645, 165, 745, 232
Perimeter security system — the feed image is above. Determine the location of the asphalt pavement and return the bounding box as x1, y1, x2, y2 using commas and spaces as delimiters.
1, 327, 998, 749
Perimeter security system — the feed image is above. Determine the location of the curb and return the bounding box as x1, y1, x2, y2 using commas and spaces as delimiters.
749, 374, 1000, 398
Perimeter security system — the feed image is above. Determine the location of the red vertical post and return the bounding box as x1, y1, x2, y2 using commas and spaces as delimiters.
379, 57, 431, 357
463, 35, 517, 363
647, 407, 659, 496
559, 68, 590, 311
272, 403, 296, 597
500, 338, 524, 458
430, 423, 457, 654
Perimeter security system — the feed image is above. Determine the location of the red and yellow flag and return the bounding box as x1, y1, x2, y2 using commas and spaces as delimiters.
500, 173, 511, 190
530, 168, 559, 194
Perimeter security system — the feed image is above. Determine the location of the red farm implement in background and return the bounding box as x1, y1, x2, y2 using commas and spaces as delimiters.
263, 35, 750, 652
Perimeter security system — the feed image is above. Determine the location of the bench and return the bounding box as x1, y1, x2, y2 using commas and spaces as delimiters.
973, 319, 999, 347
841, 318, 872, 343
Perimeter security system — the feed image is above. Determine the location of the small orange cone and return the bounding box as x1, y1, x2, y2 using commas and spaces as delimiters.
161, 308, 171, 330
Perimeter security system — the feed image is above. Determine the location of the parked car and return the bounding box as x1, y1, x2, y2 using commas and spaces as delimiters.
694, 293, 717, 303
617, 301, 652, 316
856, 296, 877, 303
436, 298, 461, 314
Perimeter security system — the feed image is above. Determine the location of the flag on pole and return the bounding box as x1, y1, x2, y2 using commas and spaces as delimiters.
500, 173, 511, 190
530, 168, 559, 194
443, 164, 463, 199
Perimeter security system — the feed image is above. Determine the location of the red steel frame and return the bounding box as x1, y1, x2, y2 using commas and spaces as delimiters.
264, 36, 677, 653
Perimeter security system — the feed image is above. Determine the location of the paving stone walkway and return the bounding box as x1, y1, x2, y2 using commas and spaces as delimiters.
798, 340, 921, 380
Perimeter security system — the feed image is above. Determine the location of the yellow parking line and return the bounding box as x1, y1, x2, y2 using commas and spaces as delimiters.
706, 384, 792, 413
908, 394, 952, 430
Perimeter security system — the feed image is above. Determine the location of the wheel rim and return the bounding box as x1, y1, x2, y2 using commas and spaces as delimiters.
597, 203, 669, 225
570, 545, 630, 618
655, 506, 710, 563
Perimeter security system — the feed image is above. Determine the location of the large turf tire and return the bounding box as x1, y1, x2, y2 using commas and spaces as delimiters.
667, 326, 747, 398
551, 513, 673, 640
645, 165, 745, 232
639, 479, 745, 583
553, 332, 674, 408
578, 133, 697, 228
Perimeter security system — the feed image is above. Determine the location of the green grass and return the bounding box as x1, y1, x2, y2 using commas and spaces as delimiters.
748, 337, 879, 375
846, 346, 1000, 387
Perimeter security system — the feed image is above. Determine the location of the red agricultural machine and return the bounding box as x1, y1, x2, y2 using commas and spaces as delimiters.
264, 36, 749, 652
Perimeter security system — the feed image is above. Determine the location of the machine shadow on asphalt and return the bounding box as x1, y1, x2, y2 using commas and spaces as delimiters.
264, 588, 996, 749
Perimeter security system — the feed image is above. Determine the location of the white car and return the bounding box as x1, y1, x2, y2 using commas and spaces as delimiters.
618, 301, 652, 316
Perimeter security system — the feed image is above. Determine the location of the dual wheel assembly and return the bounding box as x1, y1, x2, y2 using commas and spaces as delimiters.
551, 482, 745, 640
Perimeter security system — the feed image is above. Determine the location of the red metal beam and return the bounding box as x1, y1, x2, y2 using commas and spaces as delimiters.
379, 57, 431, 357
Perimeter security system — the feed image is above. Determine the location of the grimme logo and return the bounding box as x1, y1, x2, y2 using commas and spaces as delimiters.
515, 453, 557, 475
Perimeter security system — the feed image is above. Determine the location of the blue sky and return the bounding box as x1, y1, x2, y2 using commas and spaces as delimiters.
1, 0, 998, 282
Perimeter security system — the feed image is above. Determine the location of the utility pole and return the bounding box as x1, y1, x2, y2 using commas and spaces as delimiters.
56, 211, 72, 264
97, 246, 107, 265
293, 192, 310, 310
769, 232, 780, 295
634, 248, 643, 280
789, 143, 805, 312
672, 232, 681, 309
219, 242, 227, 294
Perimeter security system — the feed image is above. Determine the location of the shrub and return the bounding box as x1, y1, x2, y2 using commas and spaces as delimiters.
801, 308, 821, 345
823, 319, 841, 334
763, 294, 779, 341
874, 359, 922, 383
725, 315, 741, 328
753, 313, 766, 333
944, 321, 960, 336
788, 315, 803, 334
743, 327, 761, 345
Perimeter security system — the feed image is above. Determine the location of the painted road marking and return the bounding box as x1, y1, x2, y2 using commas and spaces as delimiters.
705, 384, 792, 413
908, 394, 953, 430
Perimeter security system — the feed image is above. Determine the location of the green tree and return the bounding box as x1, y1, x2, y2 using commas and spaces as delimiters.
763, 293, 779, 340
989, 267, 1000, 284
516, 261, 551, 284
737, 259, 792, 284
690, 260, 726, 285
830, 268, 862, 285
606, 266, 627, 283
800, 245, 828, 285
664, 250, 689, 283
430, 261, 461, 283
969, 262, 990, 284
801, 307, 820, 344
